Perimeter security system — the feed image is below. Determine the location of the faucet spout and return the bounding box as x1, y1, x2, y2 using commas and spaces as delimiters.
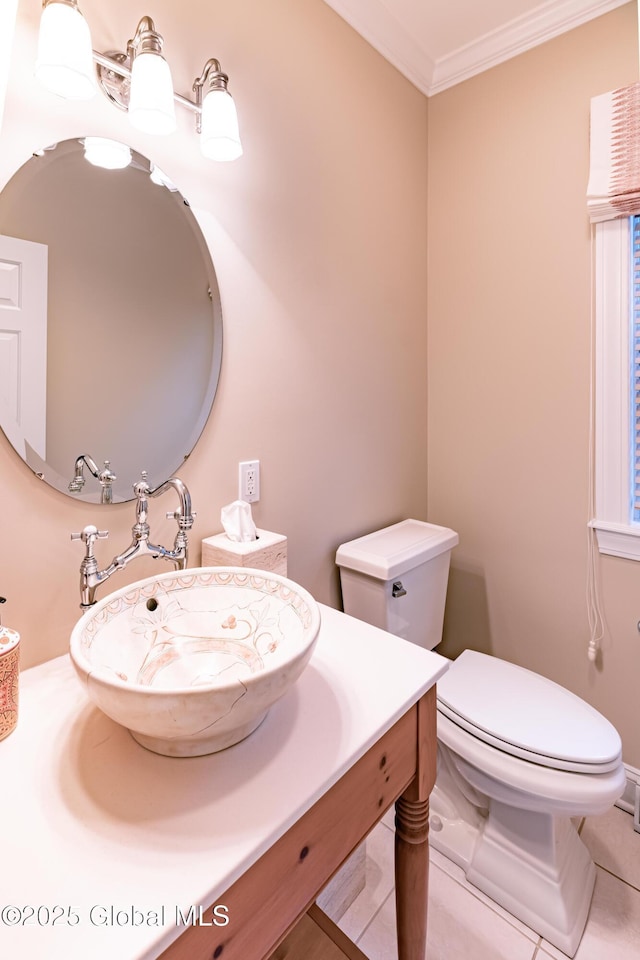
148, 477, 195, 531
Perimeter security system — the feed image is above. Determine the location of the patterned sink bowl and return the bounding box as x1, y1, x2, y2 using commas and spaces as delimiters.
69, 567, 321, 757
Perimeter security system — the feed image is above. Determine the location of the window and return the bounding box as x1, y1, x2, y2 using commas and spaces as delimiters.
632, 216, 640, 523
588, 82, 640, 559
591, 215, 640, 559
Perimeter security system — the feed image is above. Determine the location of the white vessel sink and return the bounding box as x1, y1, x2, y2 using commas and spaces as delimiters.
69, 567, 321, 757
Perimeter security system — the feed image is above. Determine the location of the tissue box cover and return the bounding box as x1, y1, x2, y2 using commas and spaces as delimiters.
202, 529, 287, 576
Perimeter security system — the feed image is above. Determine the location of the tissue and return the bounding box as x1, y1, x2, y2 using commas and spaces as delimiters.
220, 499, 258, 542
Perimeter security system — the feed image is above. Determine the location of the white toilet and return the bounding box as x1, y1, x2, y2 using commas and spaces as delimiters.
336, 519, 626, 958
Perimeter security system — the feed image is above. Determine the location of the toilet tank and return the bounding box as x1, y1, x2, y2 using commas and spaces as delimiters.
336, 520, 459, 650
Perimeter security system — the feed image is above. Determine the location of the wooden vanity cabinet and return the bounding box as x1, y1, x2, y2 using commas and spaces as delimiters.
160, 687, 437, 960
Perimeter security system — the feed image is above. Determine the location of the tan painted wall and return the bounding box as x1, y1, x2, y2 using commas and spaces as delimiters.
427, 3, 640, 765
6, 0, 639, 769
0, 0, 428, 668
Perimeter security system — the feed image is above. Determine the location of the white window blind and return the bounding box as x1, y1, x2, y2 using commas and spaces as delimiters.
588, 82, 640, 223
588, 81, 640, 559
632, 215, 640, 523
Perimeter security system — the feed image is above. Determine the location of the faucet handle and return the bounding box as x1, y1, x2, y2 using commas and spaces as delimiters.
71, 526, 109, 563
71, 525, 109, 544
166, 509, 196, 521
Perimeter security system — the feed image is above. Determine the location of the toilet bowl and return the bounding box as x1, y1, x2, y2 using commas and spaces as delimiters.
336, 520, 626, 957
432, 649, 625, 957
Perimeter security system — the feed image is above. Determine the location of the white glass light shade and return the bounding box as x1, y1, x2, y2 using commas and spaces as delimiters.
36, 1, 96, 100
200, 88, 242, 161
128, 52, 176, 135
83, 137, 131, 170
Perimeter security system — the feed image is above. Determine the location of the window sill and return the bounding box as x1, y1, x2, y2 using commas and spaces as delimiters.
589, 520, 640, 560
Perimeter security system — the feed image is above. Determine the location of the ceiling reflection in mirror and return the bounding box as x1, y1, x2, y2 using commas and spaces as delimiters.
0, 138, 222, 502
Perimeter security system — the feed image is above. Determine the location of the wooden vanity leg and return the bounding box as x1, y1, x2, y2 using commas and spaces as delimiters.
395, 792, 430, 960
394, 687, 438, 960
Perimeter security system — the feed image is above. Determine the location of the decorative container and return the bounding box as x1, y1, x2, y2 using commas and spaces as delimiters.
0, 626, 19, 740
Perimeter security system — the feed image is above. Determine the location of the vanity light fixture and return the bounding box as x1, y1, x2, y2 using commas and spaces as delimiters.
36, 0, 242, 160
193, 59, 242, 162
35, 0, 96, 100
126, 16, 175, 136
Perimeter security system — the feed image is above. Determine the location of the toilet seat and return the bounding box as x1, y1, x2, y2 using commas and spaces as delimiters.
436, 650, 622, 774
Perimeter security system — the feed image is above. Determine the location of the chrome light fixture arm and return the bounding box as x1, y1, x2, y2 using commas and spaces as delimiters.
127, 16, 162, 61
192, 59, 228, 134
94, 48, 201, 118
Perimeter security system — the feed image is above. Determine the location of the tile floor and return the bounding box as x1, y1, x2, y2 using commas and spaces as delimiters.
334, 805, 640, 959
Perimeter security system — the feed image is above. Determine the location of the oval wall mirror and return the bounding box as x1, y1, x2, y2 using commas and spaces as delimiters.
0, 138, 222, 503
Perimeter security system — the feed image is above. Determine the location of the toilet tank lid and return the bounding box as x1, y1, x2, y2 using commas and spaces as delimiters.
336, 519, 459, 580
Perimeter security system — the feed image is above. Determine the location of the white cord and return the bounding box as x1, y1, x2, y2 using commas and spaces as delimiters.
586, 524, 604, 663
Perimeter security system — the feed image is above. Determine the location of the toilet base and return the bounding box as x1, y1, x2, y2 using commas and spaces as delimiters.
430, 784, 595, 957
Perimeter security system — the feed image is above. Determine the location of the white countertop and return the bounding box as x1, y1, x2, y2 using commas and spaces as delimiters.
0, 604, 448, 960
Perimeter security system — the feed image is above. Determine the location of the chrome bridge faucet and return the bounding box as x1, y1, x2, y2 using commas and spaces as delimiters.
71, 473, 195, 610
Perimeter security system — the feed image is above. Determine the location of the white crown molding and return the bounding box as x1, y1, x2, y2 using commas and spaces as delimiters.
322, 0, 632, 97
321, 0, 435, 95
430, 0, 632, 95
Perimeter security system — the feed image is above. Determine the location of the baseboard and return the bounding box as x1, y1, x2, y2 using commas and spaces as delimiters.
615, 762, 640, 831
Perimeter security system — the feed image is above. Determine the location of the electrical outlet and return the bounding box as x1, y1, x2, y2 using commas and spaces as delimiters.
239, 460, 260, 503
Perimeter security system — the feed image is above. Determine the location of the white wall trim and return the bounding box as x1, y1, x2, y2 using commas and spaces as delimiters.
430, 0, 630, 95
590, 521, 640, 560
590, 218, 640, 559
615, 762, 640, 832
320, 0, 434, 96
322, 0, 630, 97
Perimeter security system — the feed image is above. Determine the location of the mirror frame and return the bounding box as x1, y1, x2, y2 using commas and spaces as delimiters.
0, 137, 223, 503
